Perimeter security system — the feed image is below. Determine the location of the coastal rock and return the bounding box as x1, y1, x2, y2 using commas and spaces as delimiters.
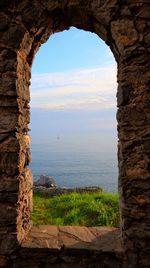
33, 186, 103, 197
33, 175, 57, 188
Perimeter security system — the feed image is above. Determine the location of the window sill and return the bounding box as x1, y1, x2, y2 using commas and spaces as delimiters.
5, 226, 125, 267
22, 225, 123, 254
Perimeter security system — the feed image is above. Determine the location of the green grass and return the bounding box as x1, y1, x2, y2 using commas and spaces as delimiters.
32, 191, 119, 227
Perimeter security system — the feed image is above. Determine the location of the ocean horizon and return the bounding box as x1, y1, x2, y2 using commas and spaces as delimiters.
29, 133, 118, 193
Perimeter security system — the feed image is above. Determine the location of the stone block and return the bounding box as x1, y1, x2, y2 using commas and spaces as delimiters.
111, 19, 138, 53
0, 74, 17, 97
137, 4, 150, 18
0, 225, 17, 234
0, 107, 19, 133
22, 225, 60, 251
0, 192, 18, 203
0, 49, 17, 73
0, 175, 19, 192
0, 234, 19, 255
117, 85, 130, 106
0, 25, 26, 49
0, 13, 8, 32
0, 136, 20, 152
0, 255, 8, 267
0, 202, 17, 225
0, 152, 19, 176
0, 96, 18, 107
19, 168, 33, 193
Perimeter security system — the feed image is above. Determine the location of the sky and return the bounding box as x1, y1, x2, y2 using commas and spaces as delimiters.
30, 27, 117, 152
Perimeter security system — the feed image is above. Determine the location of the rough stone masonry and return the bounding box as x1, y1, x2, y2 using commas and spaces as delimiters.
0, 0, 150, 267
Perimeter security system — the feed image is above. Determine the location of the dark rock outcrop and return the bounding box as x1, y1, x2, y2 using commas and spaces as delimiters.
33, 175, 57, 188
33, 186, 103, 197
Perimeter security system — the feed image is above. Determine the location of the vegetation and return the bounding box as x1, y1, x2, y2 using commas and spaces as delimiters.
32, 191, 119, 227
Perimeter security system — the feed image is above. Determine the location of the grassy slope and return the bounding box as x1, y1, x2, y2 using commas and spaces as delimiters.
32, 191, 119, 227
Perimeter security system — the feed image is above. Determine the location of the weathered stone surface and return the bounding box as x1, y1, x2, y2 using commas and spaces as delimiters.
111, 19, 139, 54
0, 192, 18, 203
0, 136, 20, 152
0, 0, 149, 267
0, 107, 19, 133
0, 96, 18, 107
0, 255, 8, 268
25, 226, 122, 253
0, 25, 26, 49
0, 175, 19, 192
0, 13, 9, 32
22, 225, 61, 250
16, 226, 123, 268
0, 234, 19, 255
0, 152, 19, 175
0, 203, 17, 225
17, 168, 33, 243
0, 49, 17, 73
0, 74, 17, 96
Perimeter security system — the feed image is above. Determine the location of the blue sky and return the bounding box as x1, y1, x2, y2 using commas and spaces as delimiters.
32, 27, 114, 73
30, 27, 117, 149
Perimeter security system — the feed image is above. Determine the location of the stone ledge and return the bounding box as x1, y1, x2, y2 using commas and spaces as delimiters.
7, 226, 124, 268
22, 225, 123, 254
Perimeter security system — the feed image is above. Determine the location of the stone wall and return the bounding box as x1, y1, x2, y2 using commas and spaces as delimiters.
0, 0, 150, 267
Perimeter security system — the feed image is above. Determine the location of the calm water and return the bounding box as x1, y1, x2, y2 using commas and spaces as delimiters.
29, 134, 118, 193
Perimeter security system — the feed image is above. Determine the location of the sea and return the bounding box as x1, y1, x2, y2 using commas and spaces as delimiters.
29, 134, 118, 193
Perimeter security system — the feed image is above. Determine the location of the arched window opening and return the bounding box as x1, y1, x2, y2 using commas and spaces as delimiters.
30, 27, 118, 225
1, 2, 149, 265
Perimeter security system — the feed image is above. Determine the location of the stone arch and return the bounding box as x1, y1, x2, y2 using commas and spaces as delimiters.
0, 1, 150, 267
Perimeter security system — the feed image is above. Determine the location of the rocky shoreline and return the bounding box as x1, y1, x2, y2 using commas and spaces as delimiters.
33, 186, 103, 197
33, 175, 102, 197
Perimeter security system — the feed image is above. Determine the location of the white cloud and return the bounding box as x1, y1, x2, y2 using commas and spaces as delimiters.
30, 65, 117, 111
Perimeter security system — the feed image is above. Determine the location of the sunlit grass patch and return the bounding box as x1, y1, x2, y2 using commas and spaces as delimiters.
32, 191, 119, 227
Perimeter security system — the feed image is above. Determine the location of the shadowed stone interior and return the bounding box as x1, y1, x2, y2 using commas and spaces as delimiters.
0, 0, 150, 267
